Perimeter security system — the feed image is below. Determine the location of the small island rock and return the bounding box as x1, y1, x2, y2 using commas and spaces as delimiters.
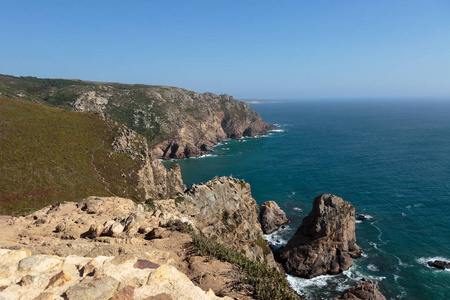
278, 194, 361, 278
259, 201, 289, 234
427, 260, 450, 269
334, 280, 386, 300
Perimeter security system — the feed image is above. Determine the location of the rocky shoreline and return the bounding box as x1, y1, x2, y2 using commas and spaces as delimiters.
0, 189, 387, 299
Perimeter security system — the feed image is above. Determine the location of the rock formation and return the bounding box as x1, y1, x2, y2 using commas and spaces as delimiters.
0, 75, 275, 159
0, 249, 232, 300
177, 176, 278, 269
0, 189, 279, 298
334, 280, 386, 300
111, 125, 185, 199
259, 201, 288, 234
278, 194, 361, 278
427, 260, 450, 269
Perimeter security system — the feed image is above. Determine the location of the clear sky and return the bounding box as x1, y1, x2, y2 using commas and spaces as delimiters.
1, 0, 449, 100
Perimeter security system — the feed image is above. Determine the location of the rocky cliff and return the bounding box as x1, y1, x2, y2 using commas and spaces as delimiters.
0, 75, 275, 159
278, 194, 361, 278
177, 176, 278, 269
0, 194, 284, 299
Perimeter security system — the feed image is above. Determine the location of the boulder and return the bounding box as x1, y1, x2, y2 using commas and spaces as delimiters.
427, 260, 450, 269
334, 280, 386, 300
278, 194, 361, 278
259, 201, 288, 234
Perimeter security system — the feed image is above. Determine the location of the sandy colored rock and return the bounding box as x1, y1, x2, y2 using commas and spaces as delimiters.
259, 201, 288, 234
64, 275, 119, 300
0, 194, 259, 299
178, 176, 279, 269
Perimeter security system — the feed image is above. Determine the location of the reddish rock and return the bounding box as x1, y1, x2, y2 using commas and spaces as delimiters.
278, 194, 361, 278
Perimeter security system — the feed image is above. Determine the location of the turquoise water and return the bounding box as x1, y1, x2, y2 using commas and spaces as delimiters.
164, 100, 450, 299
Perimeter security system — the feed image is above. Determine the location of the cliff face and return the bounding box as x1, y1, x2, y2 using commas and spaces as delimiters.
278, 194, 361, 278
177, 176, 278, 269
0, 75, 274, 159
111, 125, 185, 199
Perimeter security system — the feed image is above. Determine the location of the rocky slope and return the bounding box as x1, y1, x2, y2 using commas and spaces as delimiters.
0, 97, 184, 215
0, 196, 262, 299
278, 194, 362, 278
0, 75, 275, 159
0, 249, 232, 300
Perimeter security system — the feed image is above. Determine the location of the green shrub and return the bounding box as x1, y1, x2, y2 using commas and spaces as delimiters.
222, 210, 230, 221
191, 233, 302, 300
175, 195, 184, 205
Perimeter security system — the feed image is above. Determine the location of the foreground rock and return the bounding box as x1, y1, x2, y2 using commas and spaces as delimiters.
259, 201, 288, 234
427, 260, 450, 269
278, 194, 361, 278
0, 196, 257, 299
0, 185, 279, 298
0, 249, 232, 300
334, 280, 386, 300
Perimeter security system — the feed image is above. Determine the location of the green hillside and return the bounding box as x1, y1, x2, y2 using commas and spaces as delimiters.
0, 74, 273, 158
0, 97, 151, 215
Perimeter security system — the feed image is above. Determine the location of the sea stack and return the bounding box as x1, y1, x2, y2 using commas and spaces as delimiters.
278, 194, 361, 278
259, 201, 289, 234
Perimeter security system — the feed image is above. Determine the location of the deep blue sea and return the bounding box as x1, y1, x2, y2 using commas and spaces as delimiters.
164, 100, 450, 299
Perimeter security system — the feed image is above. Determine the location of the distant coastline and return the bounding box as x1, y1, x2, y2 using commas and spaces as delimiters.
240, 99, 307, 104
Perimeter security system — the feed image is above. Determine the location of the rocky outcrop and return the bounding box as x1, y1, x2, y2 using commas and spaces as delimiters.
176, 176, 278, 269
0, 75, 275, 159
111, 125, 185, 199
334, 280, 386, 300
259, 201, 288, 234
427, 260, 450, 269
278, 194, 361, 278
0, 197, 254, 299
0, 249, 232, 300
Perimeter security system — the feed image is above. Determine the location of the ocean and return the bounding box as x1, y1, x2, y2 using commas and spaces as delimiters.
163, 100, 450, 299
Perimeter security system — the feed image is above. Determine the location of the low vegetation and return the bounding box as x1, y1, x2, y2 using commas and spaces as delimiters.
0, 97, 149, 215
191, 233, 303, 300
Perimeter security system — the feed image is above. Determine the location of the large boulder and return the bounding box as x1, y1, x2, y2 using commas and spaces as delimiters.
334, 280, 386, 300
259, 201, 288, 234
278, 194, 361, 278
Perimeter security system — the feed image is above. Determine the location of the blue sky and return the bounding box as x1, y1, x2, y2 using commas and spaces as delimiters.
1, 0, 449, 99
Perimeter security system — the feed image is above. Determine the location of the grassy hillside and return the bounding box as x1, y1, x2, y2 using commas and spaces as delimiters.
0, 97, 152, 215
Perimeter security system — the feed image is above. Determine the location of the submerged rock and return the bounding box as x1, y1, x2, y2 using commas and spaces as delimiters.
278, 194, 361, 278
334, 280, 386, 300
357, 214, 367, 221
259, 201, 288, 234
